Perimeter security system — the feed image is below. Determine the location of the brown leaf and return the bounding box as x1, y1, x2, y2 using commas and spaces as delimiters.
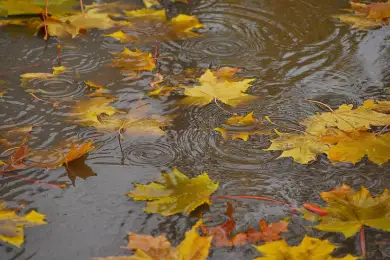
4, 137, 30, 172
65, 154, 97, 186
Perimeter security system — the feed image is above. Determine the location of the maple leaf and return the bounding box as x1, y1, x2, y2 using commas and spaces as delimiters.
179, 69, 256, 107
111, 48, 156, 73
361, 99, 390, 113
84, 81, 111, 97
104, 31, 136, 43
215, 112, 269, 141
52, 65, 66, 75
122, 9, 203, 43
3, 137, 30, 172
264, 129, 330, 164
143, 0, 160, 8
253, 235, 357, 260
72, 97, 120, 125
303, 185, 390, 238
332, 13, 382, 29
0, 201, 46, 247
201, 203, 287, 247
322, 129, 390, 165
367, 1, 390, 20
96, 219, 212, 260
0, 0, 77, 16
301, 102, 390, 133
127, 168, 219, 216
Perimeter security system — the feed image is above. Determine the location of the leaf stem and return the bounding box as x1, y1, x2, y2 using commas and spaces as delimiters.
214, 97, 235, 115
265, 116, 311, 135
360, 226, 366, 258
377, 124, 389, 137
80, 0, 85, 13
305, 99, 334, 112
118, 134, 124, 159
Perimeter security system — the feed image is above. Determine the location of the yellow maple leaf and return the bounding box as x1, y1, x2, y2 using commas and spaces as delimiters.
52, 65, 66, 75
264, 129, 330, 164
143, 0, 160, 8
128, 168, 219, 216
303, 185, 390, 238
0, 201, 46, 247
323, 129, 390, 165
84, 81, 111, 97
361, 99, 390, 113
111, 48, 155, 73
254, 235, 357, 260
96, 219, 212, 260
215, 112, 270, 141
302, 102, 390, 133
72, 97, 119, 125
367, 1, 390, 20
104, 30, 136, 43
179, 69, 255, 107
148, 86, 175, 97
332, 13, 382, 29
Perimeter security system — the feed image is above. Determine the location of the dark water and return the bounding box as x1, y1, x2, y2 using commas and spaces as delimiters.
1, 0, 390, 259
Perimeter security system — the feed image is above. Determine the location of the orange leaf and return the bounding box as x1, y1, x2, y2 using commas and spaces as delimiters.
3, 137, 30, 172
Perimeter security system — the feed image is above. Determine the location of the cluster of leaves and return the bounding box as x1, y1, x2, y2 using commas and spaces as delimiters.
265, 99, 390, 165
333, 1, 390, 29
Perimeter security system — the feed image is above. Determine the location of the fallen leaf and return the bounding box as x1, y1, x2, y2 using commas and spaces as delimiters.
72, 97, 120, 125
264, 129, 329, 164
148, 86, 175, 97
84, 81, 110, 97
111, 48, 155, 73
323, 129, 390, 165
253, 235, 357, 260
215, 112, 269, 141
303, 185, 390, 238
128, 168, 219, 216
143, 0, 160, 8
104, 30, 136, 43
0, 80, 8, 97
302, 102, 390, 133
96, 219, 212, 260
3, 137, 30, 172
332, 13, 382, 29
367, 1, 390, 20
179, 69, 256, 107
361, 99, 390, 113
202, 203, 287, 247
65, 154, 96, 186
52, 65, 66, 75
0, 0, 77, 16
0, 201, 46, 247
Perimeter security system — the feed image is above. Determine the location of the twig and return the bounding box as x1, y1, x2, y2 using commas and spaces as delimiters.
57, 44, 62, 66
30, 93, 58, 108
153, 41, 159, 65
214, 97, 235, 115
265, 116, 311, 135
305, 99, 334, 112
360, 226, 366, 258
118, 134, 124, 159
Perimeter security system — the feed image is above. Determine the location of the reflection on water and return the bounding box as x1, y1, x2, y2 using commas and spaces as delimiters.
1, 0, 390, 259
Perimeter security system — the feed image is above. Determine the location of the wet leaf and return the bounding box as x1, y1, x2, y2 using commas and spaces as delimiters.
0, 201, 46, 247
202, 203, 287, 247
143, 0, 160, 9
332, 13, 382, 29
128, 168, 219, 216
104, 30, 136, 43
215, 112, 269, 141
65, 154, 96, 186
361, 99, 390, 113
179, 69, 256, 107
367, 1, 390, 20
303, 185, 390, 238
72, 97, 120, 125
96, 219, 212, 260
0, 0, 77, 16
123, 9, 203, 42
148, 86, 175, 97
253, 235, 357, 260
84, 81, 111, 97
264, 129, 329, 164
111, 48, 155, 73
323, 129, 390, 165
52, 65, 66, 75
3, 137, 30, 172
302, 102, 390, 133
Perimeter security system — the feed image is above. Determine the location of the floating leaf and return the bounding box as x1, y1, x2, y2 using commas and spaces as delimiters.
303, 185, 390, 238
264, 129, 329, 164
96, 219, 211, 260
84, 81, 111, 97
179, 69, 256, 107
104, 30, 136, 43
128, 168, 219, 216
0, 0, 78, 16
253, 235, 357, 260
367, 1, 390, 20
0, 201, 46, 247
215, 112, 269, 141
72, 97, 119, 125
148, 86, 175, 97
52, 65, 66, 75
302, 102, 390, 133
202, 203, 287, 247
143, 0, 160, 8
332, 13, 382, 29
361, 99, 390, 113
3, 137, 30, 172
111, 48, 155, 73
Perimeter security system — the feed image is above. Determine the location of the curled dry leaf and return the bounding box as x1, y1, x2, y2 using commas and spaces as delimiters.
201, 203, 287, 247
96, 219, 212, 260
253, 235, 357, 260
179, 69, 256, 107
128, 168, 219, 216
215, 112, 270, 141
111, 48, 155, 73
303, 185, 390, 238
0, 201, 46, 247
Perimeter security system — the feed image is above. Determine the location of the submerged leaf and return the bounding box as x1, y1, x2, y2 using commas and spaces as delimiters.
111, 48, 155, 73
179, 69, 256, 107
303, 185, 390, 238
253, 235, 357, 260
0, 201, 46, 247
96, 219, 212, 260
128, 168, 219, 216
